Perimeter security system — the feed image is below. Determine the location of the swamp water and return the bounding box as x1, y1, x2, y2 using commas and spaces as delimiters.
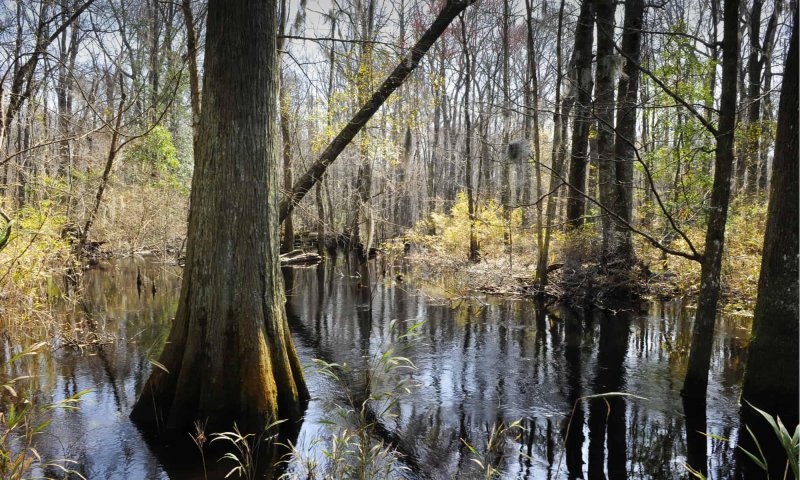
2, 256, 753, 479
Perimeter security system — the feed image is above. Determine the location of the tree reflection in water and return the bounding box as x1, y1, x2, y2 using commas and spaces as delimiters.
7, 257, 750, 479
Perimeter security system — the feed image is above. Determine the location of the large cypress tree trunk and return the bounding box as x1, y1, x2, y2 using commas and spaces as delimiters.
131, 0, 308, 435
740, 2, 798, 441
682, 0, 739, 402
565, 0, 595, 229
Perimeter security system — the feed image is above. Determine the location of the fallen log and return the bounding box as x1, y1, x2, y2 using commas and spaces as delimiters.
280, 250, 322, 266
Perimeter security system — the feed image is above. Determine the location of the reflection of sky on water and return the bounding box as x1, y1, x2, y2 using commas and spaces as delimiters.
2, 255, 748, 479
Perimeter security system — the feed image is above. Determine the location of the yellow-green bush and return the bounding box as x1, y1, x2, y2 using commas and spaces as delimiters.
637, 201, 766, 310
408, 192, 524, 262
0, 199, 71, 335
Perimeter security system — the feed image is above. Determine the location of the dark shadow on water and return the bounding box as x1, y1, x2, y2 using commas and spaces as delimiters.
136, 416, 303, 480
558, 304, 586, 479
683, 397, 709, 479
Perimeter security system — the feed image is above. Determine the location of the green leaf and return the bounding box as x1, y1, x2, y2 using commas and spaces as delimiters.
739, 424, 769, 472
148, 359, 170, 374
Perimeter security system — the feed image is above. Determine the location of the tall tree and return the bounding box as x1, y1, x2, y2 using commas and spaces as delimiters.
131, 0, 308, 434
612, 0, 644, 267
740, 4, 798, 464
279, 0, 295, 254
536, 0, 570, 291
744, 0, 763, 196
460, 13, 479, 263
181, 0, 201, 147
595, 0, 617, 258
565, 0, 595, 229
349, 0, 377, 255
682, 0, 740, 402
525, 0, 543, 272
500, 0, 512, 240
756, 0, 783, 192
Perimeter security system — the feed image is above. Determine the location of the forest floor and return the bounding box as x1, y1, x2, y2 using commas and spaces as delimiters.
399, 201, 765, 315
404, 247, 757, 314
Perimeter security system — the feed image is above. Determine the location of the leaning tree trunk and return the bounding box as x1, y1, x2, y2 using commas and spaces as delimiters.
682, 0, 739, 402
279, 0, 477, 223
131, 0, 308, 435
740, 4, 798, 459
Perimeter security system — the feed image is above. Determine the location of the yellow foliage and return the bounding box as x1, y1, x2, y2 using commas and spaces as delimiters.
636, 201, 765, 311
0, 198, 71, 335
409, 192, 525, 262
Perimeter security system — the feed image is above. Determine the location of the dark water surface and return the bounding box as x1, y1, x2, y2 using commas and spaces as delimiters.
2, 256, 753, 479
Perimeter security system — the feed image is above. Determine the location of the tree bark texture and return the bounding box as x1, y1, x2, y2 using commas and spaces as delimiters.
595, 0, 617, 258
612, 0, 644, 266
565, 0, 595, 230
741, 3, 798, 432
131, 0, 308, 435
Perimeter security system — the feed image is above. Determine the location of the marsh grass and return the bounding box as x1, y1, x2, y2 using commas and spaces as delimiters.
685, 402, 800, 480
0, 200, 73, 341
0, 342, 90, 479
279, 319, 423, 479
461, 419, 528, 479
211, 420, 285, 480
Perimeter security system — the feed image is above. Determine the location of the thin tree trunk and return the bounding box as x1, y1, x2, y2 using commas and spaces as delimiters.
461, 15, 479, 263
758, 0, 783, 192
500, 0, 512, 248
278, 0, 294, 254
77, 87, 126, 258
682, 0, 740, 403
280, 91, 294, 254
317, 11, 337, 256
744, 0, 763, 196
565, 0, 595, 229
525, 0, 543, 276
181, 0, 201, 147
536, 0, 570, 290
